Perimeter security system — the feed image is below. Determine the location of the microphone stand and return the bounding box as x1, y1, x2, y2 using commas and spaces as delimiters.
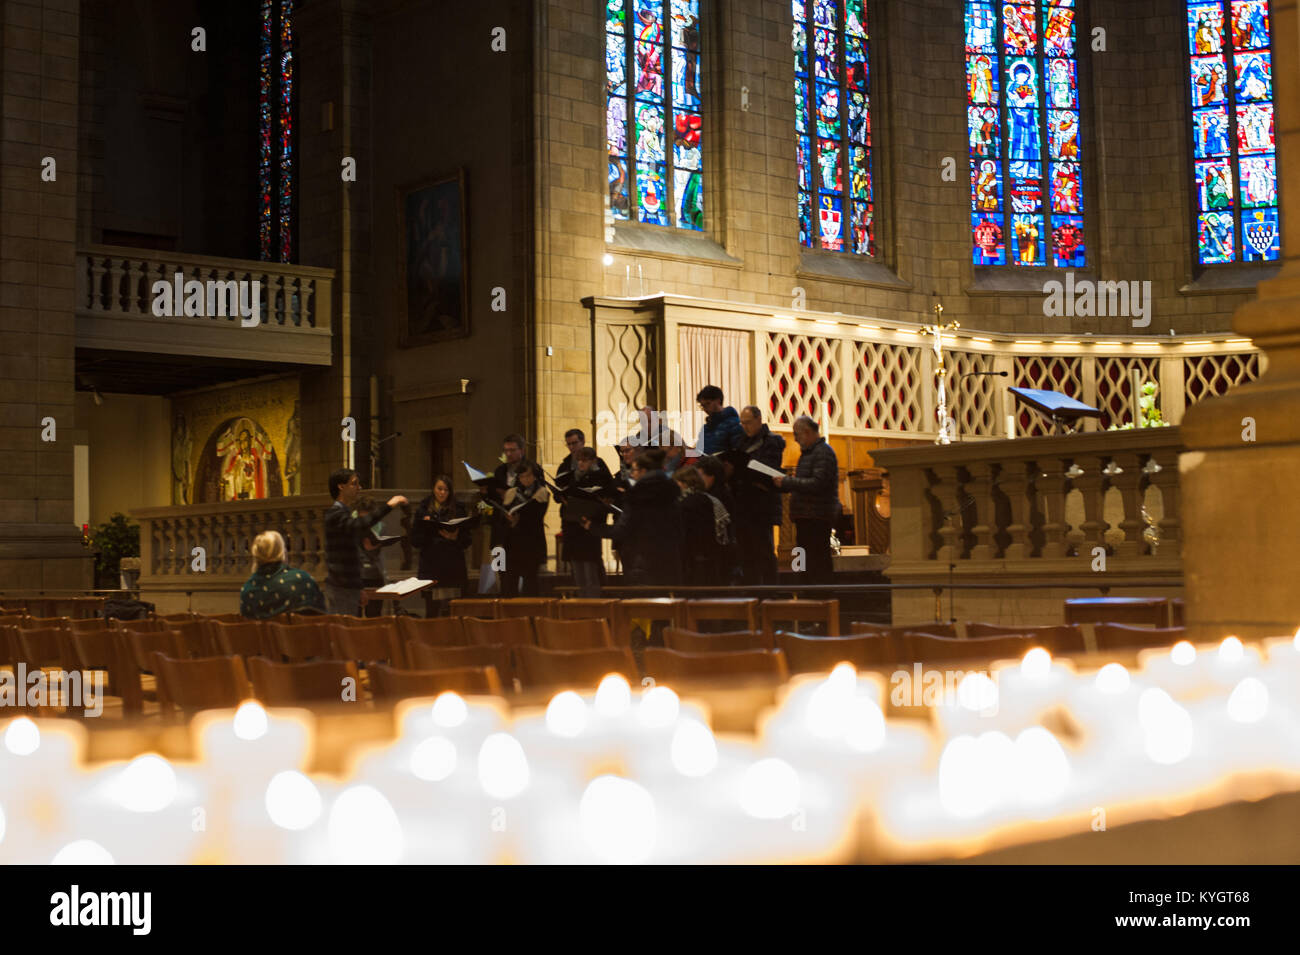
947, 369, 1009, 442
370, 431, 402, 489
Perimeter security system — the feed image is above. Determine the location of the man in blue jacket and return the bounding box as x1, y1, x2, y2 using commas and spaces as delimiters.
773, 415, 839, 584
696, 385, 743, 455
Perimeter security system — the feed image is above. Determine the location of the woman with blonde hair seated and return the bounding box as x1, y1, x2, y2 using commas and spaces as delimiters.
239, 530, 325, 619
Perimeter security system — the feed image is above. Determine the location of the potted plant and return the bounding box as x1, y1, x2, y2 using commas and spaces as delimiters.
90, 513, 141, 590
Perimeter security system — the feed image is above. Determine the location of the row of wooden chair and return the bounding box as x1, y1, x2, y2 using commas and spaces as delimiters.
139, 642, 794, 713
447, 597, 839, 638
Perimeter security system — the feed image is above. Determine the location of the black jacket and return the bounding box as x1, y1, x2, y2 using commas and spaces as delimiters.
598, 470, 683, 586
678, 489, 740, 585
484, 460, 543, 549
411, 497, 471, 590
324, 500, 392, 589
781, 437, 840, 522
728, 425, 787, 525
503, 483, 550, 572
558, 459, 615, 563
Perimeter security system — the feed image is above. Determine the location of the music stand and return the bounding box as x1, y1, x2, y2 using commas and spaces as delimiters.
1008, 387, 1101, 435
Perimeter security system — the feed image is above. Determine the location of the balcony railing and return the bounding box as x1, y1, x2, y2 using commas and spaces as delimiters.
871, 426, 1184, 568
585, 294, 1262, 442
132, 491, 434, 593
75, 245, 333, 366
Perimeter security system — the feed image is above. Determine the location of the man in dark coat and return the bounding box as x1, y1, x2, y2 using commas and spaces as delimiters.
323, 469, 406, 615
696, 385, 744, 455
584, 448, 682, 587
558, 446, 613, 597
480, 433, 543, 593
773, 415, 839, 584
555, 428, 613, 491
728, 405, 787, 584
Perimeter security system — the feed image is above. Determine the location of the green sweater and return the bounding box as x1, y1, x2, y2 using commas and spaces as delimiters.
239, 562, 326, 619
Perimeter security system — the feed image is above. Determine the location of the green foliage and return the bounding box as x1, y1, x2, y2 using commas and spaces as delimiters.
90, 513, 140, 576
1107, 381, 1169, 430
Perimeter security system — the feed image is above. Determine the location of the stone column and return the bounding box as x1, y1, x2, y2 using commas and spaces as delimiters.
0, 0, 90, 590
1179, 0, 1300, 639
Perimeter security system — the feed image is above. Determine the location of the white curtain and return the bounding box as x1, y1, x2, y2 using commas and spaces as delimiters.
677, 326, 749, 445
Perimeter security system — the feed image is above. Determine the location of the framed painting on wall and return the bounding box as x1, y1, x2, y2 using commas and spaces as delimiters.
398, 170, 469, 346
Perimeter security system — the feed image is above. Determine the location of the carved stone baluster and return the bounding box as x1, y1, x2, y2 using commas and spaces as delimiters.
107, 256, 125, 314
132, 258, 148, 314
930, 464, 965, 563
88, 255, 106, 311
1037, 459, 1072, 558
965, 461, 999, 561
302, 278, 315, 328
998, 458, 1034, 560
161, 519, 175, 576
1147, 449, 1182, 558
1071, 457, 1110, 554
1109, 452, 1147, 558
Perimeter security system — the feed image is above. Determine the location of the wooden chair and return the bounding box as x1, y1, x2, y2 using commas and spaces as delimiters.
66, 617, 110, 634
159, 612, 195, 624
174, 620, 216, 657
759, 599, 840, 638
464, 616, 536, 648
266, 621, 335, 663
851, 621, 958, 639
614, 598, 687, 648
778, 631, 898, 673
369, 662, 502, 701
13, 627, 74, 670
449, 598, 500, 619
68, 629, 126, 696
904, 633, 1041, 664
151, 652, 253, 714
407, 642, 514, 683
513, 646, 638, 690
208, 619, 271, 658
642, 647, 788, 683
1168, 599, 1185, 628
314, 613, 373, 628
683, 598, 760, 633
330, 622, 405, 668
1093, 624, 1187, 652
396, 615, 470, 648
119, 630, 189, 714
247, 656, 358, 707
534, 617, 613, 650
499, 598, 557, 620
0, 624, 18, 668
204, 612, 246, 624
1064, 596, 1169, 628
110, 617, 166, 632
555, 599, 619, 622
663, 627, 770, 652
20, 615, 70, 631
963, 622, 1086, 655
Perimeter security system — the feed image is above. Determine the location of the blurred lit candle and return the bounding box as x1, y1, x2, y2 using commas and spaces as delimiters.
193, 702, 312, 787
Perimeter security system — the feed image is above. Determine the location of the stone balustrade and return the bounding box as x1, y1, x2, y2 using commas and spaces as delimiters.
132, 490, 440, 610
75, 245, 334, 366
871, 427, 1185, 626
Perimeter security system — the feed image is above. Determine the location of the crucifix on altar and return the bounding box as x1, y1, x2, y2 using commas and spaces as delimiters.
921, 303, 961, 446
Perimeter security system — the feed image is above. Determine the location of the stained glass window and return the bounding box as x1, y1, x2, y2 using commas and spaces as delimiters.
260, 0, 296, 262
1186, 1, 1279, 264
965, 0, 1084, 267
794, 0, 874, 255
607, 0, 704, 230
